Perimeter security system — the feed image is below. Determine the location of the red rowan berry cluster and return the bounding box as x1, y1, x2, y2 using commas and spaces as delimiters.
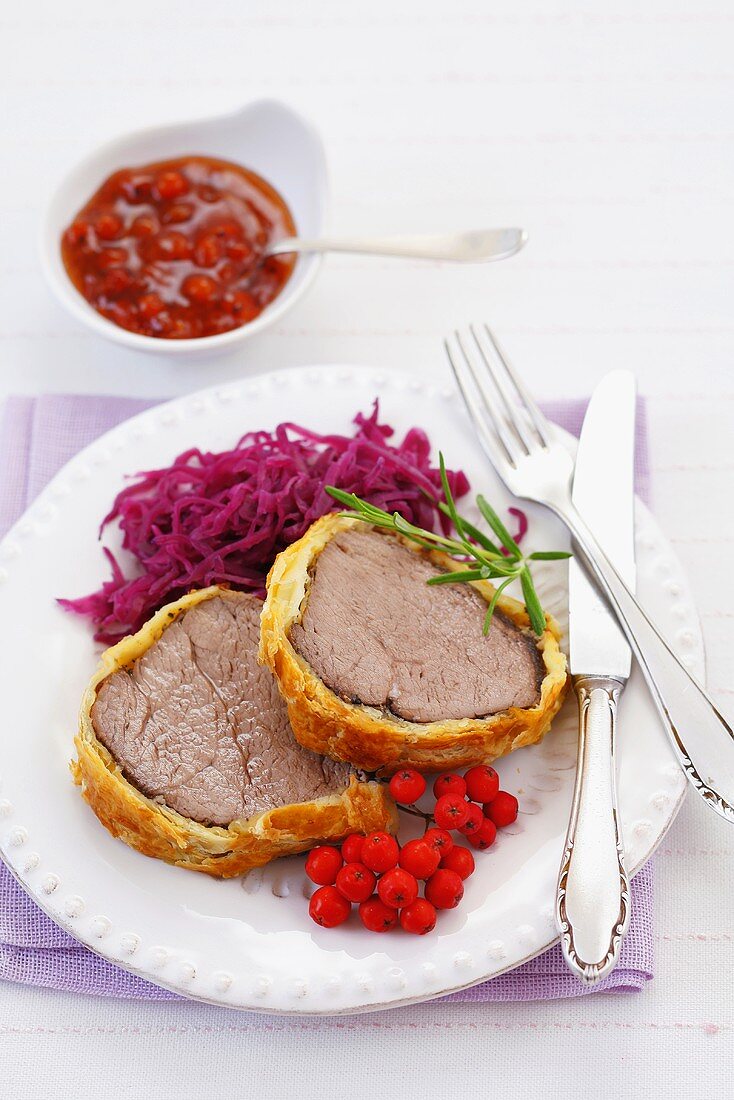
306, 766, 519, 934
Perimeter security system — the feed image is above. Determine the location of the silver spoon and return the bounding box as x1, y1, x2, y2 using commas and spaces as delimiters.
266, 227, 527, 263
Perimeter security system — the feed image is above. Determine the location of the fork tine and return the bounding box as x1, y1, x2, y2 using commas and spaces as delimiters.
444, 337, 517, 471
469, 324, 536, 454
481, 324, 551, 446
449, 331, 526, 465
454, 330, 529, 466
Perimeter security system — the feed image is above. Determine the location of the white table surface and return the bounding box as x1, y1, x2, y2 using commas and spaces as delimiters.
2, 0, 734, 1095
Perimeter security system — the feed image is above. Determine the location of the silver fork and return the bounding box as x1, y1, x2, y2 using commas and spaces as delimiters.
445, 323, 734, 823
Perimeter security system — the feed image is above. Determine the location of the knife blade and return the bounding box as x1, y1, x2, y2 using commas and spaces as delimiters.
569, 371, 636, 677
556, 369, 636, 984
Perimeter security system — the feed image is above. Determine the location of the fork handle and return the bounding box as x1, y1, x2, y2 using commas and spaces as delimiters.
556, 503, 734, 821
556, 675, 630, 983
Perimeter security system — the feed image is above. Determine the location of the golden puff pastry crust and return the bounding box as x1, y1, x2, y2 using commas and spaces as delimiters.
260, 514, 568, 774
72, 586, 396, 878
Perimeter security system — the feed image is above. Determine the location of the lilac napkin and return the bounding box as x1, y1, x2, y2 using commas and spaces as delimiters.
0, 392, 653, 1002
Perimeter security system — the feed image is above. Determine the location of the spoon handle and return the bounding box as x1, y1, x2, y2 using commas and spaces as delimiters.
267, 227, 527, 263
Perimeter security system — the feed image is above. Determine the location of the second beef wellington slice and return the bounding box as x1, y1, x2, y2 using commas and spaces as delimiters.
74, 586, 395, 877
260, 515, 568, 773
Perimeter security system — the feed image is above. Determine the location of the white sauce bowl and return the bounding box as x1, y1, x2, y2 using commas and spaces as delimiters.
40, 99, 329, 358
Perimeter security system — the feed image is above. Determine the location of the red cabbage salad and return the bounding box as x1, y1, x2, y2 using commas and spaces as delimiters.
60, 403, 473, 644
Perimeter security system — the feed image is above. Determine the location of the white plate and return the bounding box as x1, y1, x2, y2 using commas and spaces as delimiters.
0, 366, 702, 1014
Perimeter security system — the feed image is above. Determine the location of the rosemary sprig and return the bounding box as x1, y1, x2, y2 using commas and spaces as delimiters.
326, 453, 570, 636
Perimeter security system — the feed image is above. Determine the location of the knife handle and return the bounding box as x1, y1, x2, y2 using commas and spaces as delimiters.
556, 675, 630, 984
557, 502, 734, 822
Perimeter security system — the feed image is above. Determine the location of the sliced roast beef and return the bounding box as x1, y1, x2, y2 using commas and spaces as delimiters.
91, 593, 351, 826
290, 527, 543, 724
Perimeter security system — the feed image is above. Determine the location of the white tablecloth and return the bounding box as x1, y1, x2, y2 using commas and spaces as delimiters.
1, 0, 733, 1095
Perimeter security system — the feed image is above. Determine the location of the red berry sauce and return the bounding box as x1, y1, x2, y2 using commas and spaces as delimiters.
60, 156, 297, 339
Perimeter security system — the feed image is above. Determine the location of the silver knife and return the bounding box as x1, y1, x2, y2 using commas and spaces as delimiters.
555, 369, 636, 983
